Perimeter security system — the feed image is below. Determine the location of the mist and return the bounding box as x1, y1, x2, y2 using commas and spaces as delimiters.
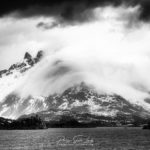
1, 5, 150, 109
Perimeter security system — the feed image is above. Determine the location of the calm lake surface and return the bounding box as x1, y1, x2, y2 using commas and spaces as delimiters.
0, 127, 150, 150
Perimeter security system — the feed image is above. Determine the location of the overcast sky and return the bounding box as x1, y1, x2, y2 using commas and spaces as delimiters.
1, 0, 150, 105
0, 0, 150, 69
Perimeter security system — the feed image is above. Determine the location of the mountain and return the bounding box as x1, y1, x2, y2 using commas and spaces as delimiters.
0, 50, 44, 118
0, 50, 43, 77
0, 51, 150, 127
19, 82, 149, 127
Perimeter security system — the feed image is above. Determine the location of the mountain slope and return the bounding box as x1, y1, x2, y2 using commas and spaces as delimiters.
0, 51, 150, 123
36, 82, 150, 125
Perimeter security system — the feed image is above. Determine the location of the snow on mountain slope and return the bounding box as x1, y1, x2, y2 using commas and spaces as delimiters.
1, 80, 149, 119
0, 51, 150, 119
45, 82, 150, 117
20, 82, 150, 126
0, 51, 43, 103
0, 51, 46, 118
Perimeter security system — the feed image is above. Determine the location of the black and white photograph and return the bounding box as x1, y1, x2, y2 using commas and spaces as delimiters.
0, 0, 150, 149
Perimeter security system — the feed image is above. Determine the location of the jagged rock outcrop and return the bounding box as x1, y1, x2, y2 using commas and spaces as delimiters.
24, 52, 34, 66
0, 70, 7, 77
0, 50, 44, 78
34, 50, 44, 63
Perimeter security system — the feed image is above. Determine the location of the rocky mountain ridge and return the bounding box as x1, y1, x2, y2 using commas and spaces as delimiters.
0, 50, 43, 78
0, 51, 150, 128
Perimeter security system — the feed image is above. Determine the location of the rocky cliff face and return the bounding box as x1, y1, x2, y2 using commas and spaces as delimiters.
45, 82, 146, 117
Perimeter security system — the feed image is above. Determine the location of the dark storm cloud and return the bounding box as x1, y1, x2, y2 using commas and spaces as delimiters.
37, 21, 60, 30
0, 0, 150, 23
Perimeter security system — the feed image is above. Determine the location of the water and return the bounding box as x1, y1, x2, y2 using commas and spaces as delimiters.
0, 127, 150, 150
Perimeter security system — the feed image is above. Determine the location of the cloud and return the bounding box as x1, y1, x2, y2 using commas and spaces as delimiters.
3, 5, 147, 109
0, 17, 62, 69
0, 0, 150, 24
1, 5, 150, 110
37, 21, 60, 30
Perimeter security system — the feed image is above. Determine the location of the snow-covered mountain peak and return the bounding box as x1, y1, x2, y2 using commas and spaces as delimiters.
23, 50, 44, 66
0, 50, 44, 78
0, 50, 44, 106
0, 51, 150, 121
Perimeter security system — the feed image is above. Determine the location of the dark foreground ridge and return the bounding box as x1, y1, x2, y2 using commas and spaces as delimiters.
143, 121, 150, 129
0, 116, 46, 130
0, 113, 150, 130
